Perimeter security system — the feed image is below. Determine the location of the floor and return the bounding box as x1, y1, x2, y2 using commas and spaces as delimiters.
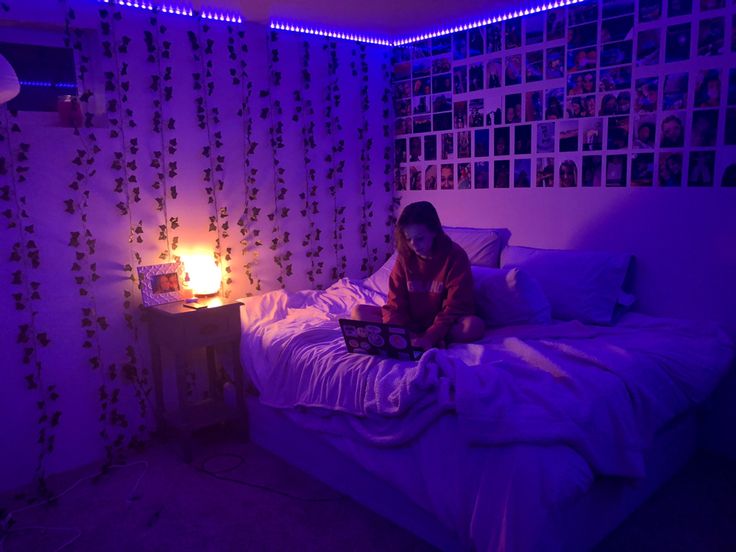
1, 430, 735, 552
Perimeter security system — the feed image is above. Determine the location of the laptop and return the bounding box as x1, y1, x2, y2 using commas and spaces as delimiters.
338, 319, 424, 361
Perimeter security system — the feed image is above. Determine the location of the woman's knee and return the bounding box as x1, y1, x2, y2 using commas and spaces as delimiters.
351, 304, 382, 322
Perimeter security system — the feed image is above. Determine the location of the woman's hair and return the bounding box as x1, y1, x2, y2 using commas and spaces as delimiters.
395, 201, 445, 256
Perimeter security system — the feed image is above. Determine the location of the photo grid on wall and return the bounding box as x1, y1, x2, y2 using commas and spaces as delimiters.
392, 0, 736, 189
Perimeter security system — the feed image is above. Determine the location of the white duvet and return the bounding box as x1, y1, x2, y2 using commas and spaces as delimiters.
239, 278, 734, 550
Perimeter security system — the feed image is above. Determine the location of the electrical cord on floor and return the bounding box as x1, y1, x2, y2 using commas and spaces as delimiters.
195, 453, 346, 503
0, 461, 148, 552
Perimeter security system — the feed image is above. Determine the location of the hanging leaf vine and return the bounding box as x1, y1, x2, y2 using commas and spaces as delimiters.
324, 40, 347, 281
382, 49, 399, 256
144, 10, 178, 262
265, 30, 289, 288
296, 40, 324, 288
99, 4, 149, 461
188, 21, 231, 296
229, 25, 262, 295
0, 107, 59, 498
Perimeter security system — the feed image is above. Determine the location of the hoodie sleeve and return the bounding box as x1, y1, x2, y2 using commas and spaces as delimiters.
423, 248, 475, 345
382, 257, 411, 326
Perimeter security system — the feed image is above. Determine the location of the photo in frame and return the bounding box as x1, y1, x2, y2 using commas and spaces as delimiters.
137, 262, 186, 307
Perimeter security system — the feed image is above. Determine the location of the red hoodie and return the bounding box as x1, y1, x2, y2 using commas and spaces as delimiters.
382, 234, 475, 345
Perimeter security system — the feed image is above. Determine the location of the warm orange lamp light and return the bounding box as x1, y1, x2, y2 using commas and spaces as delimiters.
182, 254, 221, 296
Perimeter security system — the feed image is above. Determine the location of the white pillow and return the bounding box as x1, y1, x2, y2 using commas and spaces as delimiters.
444, 226, 509, 267
361, 253, 396, 295
472, 266, 551, 327
500, 245, 634, 324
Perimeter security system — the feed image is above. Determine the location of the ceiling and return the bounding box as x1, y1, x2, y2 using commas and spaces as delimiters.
190, 0, 514, 38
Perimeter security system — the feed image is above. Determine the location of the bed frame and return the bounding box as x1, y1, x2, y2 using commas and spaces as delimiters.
247, 395, 696, 551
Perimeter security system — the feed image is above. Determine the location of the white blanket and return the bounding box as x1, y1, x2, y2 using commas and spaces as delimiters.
240, 278, 734, 478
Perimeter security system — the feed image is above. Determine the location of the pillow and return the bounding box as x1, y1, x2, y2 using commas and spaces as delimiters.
472, 266, 551, 327
361, 252, 396, 295
500, 245, 634, 324
444, 226, 510, 267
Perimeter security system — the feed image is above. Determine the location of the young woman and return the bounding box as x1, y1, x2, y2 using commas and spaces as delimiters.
352, 201, 484, 350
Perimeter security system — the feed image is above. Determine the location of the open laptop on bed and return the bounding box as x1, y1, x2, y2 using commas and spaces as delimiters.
338, 319, 424, 361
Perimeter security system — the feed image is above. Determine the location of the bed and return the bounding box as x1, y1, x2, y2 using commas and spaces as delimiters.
236, 232, 734, 551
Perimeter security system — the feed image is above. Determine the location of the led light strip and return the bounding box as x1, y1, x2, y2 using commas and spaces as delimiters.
97, 0, 243, 23
394, 0, 586, 45
20, 81, 78, 88
269, 21, 392, 46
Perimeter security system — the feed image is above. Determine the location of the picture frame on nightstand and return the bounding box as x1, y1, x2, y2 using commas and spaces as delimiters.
137, 262, 186, 307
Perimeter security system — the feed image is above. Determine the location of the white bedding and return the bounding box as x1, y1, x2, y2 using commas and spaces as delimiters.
239, 278, 734, 551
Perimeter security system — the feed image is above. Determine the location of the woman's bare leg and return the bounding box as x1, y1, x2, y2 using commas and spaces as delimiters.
350, 304, 382, 323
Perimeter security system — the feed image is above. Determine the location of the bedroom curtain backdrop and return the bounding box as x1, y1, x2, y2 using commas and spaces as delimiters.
0, 0, 396, 494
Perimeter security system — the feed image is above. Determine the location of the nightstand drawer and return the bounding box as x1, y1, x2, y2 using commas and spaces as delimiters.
182, 309, 239, 348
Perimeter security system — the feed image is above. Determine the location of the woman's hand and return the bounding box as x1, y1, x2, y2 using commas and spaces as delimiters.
410, 334, 434, 351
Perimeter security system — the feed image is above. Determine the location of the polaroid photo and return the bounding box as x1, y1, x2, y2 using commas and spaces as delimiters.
569, 2, 598, 25
486, 23, 503, 53
432, 94, 452, 113
607, 116, 630, 149
602, 16, 634, 44
559, 159, 579, 187
413, 115, 432, 133
393, 62, 411, 82
536, 157, 555, 187
537, 121, 556, 153
581, 118, 604, 151
412, 59, 431, 78
665, 23, 691, 63
457, 163, 472, 189
546, 11, 565, 41
469, 98, 485, 127
393, 81, 411, 99
634, 77, 659, 112
633, 114, 657, 148
694, 69, 721, 108
453, 101, 468, 129
413, 96, 430, 115
659, 152, 683, 186
395, 98, 411, 117
568, 23, 597, 49
453, 66, 467, 94
526, 14, 545, 45
494, 160, 511, 188
545, 88, 564, 120
432, 57, 451, 75
580, 95, 597, 117
505, 55, 522, 86
698, 17, 724, 56
486, 58, 502, 88
494, 127, 510, 156
526, 91, 543, 122
667, 0, 692, 17
395, 117, 410, 136
408, 137, 422, 162
526, 51, 544, 83
605, 154, 628, 187
700, 0, 725, 10
453, 32, 468, 60
723, 163, 736, 186
727, 109, 736, 145
391, 48, 410, 64
691, 110, 718, 147
469, 28, 484, 57
636, 29, 661, 65
582, 155, 603, 186
559, 120, 579, 152
546, 47, 565, 80
412, 77, 431, 96
688, 151, 715, 187
505, 19, 522, 49
474, 161, 490, 189
432, 36, 451, 56
660, 112, 686, 148
514, 159, 532, 188
411, 40, 431, 59
567, 47, 597, 72
474, 129, 490, 157
639, 0, 663, 22
567, 70, 596, 96
432, 74, 452, 94
440, 164, 454, 189
433, 112, 452, 132
566, 96, 585, 118
409, 166, 422, 190
663, 73, 688, 110
424, 135, 437, 161
424, 165, 437, 190
600, 41, 633, 67
505, 93, 522, 123
395, 139, 407, 164
631, 153, 655, 186
599, 66, 632, 91
396, 166, 407, 191
728, 69, 736, 106
603, 0, 635, 18
457, 130, 471, 158
469, 63, 484, 92
441, 133, 454, 159
514, 125, 532, 154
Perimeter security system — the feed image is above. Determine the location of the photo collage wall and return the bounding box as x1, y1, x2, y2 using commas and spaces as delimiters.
392, 0, 736, 189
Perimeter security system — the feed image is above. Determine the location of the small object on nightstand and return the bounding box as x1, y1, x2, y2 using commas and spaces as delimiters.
183, 301, 207, 309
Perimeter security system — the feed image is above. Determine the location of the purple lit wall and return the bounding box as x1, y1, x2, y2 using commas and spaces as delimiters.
0, 0, 394, 492
395, 0, 736, 338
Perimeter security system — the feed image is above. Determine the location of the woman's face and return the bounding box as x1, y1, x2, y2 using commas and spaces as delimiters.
560, 163, 576, 186
403, 224, 436, 258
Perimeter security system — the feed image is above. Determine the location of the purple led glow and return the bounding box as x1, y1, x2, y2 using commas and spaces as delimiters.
269, 21, 392, 46
96, 0, 243, 23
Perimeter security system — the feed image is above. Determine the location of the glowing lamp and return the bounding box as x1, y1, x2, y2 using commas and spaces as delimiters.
182, 254, 221, 296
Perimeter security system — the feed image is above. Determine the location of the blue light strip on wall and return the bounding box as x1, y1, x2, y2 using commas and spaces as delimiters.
271, 0, 585, 46
96, 0, 243, 23
20, 81, 78, 88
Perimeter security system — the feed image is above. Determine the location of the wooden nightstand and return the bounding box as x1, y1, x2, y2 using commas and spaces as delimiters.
147, 298, 247, 457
